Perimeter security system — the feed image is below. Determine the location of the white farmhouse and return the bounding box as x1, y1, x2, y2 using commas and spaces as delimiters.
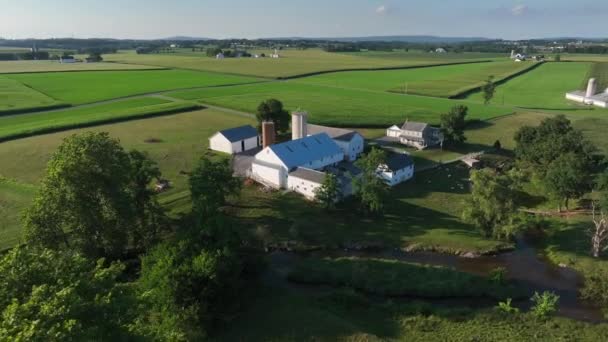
386, 121, 443, 150
287, 167, 328, 200
209, 125, 260, 154
377, 153, 415, 187
307, 124, 364, 161
251, 133, 344, 189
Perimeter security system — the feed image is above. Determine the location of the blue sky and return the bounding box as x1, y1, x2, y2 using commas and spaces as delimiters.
1, 0, 606, 40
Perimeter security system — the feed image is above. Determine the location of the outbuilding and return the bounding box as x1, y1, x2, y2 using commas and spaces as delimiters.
209, 125, 260, 154
287, 167, 327, 200
377, 153, 415, 187
307, 124, 364, 161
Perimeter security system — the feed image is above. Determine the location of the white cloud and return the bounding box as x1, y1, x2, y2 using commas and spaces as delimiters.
511, 4, 528, 16
376, 5, 389, 15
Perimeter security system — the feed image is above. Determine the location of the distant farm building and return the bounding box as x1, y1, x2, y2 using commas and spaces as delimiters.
386, 121, 444, 150
209, 125, 260, 154
566, 78, 608, 108
59, 56, 76, 63
216, 52, 225, 59
377, 153, 415, 187
435, 48, 447, 53
306, 124, 364, 162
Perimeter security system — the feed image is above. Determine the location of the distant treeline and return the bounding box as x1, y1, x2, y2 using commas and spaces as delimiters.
0, 51, 50, 61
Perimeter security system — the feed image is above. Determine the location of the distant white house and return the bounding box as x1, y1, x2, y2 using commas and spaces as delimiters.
435, 48, 447, 53
251, 133, 344, 189
216, 53, 225, 59
209, 125, 260, 154
307, 124, 364, 161
59, 56, 76, 63
386, 121, 444, 150
377, 153, 415, 187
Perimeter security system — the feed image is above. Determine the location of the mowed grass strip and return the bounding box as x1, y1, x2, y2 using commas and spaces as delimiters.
296, 61, 534, 98
104, 49, 498, 79
0, 97, 199, 141
0, 109, 256, 248
288, 257, 524, 300
6, 69, 262, 105
0, 76, 59, 111
170, 82, 512, 127
0, 60, 165, 74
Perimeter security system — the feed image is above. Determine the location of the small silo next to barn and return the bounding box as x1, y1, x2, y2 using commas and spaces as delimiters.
586, 78, 598, 98
291, 111, 308, 140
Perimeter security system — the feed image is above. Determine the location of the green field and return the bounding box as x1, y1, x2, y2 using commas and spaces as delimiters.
6, 69, 261, 106
104, 49, 502, 78
0, 60, 165, 73
468, 62, 595, 110
0, 76, 59, 111
0, 97, 200, 142
169, 81, 513, 127
296, 61, 535, 98
0, 178, 35, 249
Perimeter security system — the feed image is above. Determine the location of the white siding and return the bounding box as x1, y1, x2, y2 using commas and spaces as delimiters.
288, 176, 323, 200
378, 165, 414, 187
251, 160, 285, 188
387, 126, 401, 138
209, 134, 234, 154
335, 135, 364, 161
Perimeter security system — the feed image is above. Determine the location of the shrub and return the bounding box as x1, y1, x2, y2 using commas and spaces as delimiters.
495, 298, 520, 314
530, 291, 559, 318
489, 267, 507, 285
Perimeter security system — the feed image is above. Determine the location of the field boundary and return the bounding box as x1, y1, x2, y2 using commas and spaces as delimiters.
0, 65, 169, 75
0, 104, 71, 117
277, 60, 493, 80
452, 61, 546, 99
0, 104, 203, 143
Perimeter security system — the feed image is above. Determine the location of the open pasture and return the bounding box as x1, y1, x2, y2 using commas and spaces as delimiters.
169, 81, 513, 127
296, 61, 535, 98
0, 76, 59, 111
6, 69, 261, 105
104, 48, 500, 79
0, 108, 256, 249
0, 60, 165, 74
0, 97, 200, 142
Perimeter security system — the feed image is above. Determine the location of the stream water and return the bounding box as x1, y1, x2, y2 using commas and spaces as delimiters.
267, 238, 605, 322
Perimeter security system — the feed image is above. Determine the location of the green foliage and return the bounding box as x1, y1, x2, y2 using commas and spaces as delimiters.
514, 115, 596, 175
189, 155, 242, 220
493, 139, 502, 150
555, 54, 561, 62
288, 257, 525, 300
530, 291, 559, 319
495, 298, 520, 314
314, 173, 341, 210
0, 247, 136, 341
489, 267, 507, 285
543, 152, 592, 211
462, 168, 520, 239
482, 75, 496, 105
439, 105, 468, 144
23, 132, 166, 259
256, 99, 290, 133
354, 148, 389, 215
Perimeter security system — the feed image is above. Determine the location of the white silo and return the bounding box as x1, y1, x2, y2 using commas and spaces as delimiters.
586, 78, 598, 98
291, 111, 308, 140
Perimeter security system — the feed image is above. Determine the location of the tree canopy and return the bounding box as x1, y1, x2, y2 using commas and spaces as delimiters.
315, 173, 341, 210
544, 152, 592, 211
482, 75, 496, 105
354, 148, 389, 215
439, 105, 468, 144
256, 99, 290, 133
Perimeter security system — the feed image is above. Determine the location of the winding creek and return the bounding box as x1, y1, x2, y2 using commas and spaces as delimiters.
265, 238, 604, 322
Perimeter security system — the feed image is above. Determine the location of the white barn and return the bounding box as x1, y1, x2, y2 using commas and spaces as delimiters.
251, 133, 344, 189
209, 125, 260, 155
287, 167, 327, 200
307, 124, 364, 161
377, 153, 415, 187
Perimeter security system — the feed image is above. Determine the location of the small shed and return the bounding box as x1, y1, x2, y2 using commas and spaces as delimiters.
209, 125, 260, 154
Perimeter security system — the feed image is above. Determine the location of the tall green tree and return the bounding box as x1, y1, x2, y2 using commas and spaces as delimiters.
24, 132, 166, 259
0, 247, 136, 341
189, 156, 241, 220
315, 173, 341, 210
354, 148, 389, 215
482, 75, 496, 105
463, 168, 519, 239
439, 105, 468, 144
256, 99, 290, 133
544, 153, 591, 211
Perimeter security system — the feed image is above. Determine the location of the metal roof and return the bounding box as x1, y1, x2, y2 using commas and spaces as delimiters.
218, 125, 258, 142
269, 133, 343, 170
401, 121, 429, 132
307, 124, 361, 142
289, 167, 327, 184
385, 153, 414, 171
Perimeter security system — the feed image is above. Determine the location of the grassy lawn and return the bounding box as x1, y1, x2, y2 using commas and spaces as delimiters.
229, 163, 507, 254
467, 62, 596, 110
0, 76, 59, 111
169, 81, 513, 127
0, 60, 165, 73
6, 69, 261, 105
296, 61, 534, 98
0, 108, 256, 249
0, 97, 201, 142
104, 49, 502, 79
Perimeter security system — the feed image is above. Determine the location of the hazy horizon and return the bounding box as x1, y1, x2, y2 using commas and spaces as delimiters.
1, 0, 607, 41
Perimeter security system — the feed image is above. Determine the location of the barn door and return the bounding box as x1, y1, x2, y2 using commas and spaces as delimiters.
241, 140, 245, 152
